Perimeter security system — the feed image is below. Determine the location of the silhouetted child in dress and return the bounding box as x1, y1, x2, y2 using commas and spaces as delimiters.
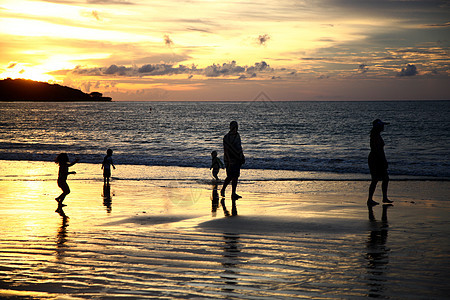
210, 150, 224, 181
102, 149, 116, 184
55, 153, 78, 206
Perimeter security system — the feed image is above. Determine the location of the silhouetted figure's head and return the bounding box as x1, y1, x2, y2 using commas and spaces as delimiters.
229, 121, 238, 133
372, 119, 389, 133
107, 149, 113, 156
211, 150, 217, 158
55, 153, 69, 164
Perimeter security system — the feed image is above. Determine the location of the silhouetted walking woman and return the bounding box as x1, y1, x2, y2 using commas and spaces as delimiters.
367, 119, 393, 206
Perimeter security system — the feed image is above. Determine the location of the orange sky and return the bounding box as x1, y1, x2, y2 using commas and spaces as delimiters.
0, 0, 449, 100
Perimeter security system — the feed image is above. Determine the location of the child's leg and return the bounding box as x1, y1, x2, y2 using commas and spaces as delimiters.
57, 181, 70, 203
212, 169, 219, 180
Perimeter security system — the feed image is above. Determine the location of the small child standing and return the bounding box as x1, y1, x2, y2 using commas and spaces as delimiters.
210, 150, 224, 181
55, 153, 78, 205
102, 149, 116, 184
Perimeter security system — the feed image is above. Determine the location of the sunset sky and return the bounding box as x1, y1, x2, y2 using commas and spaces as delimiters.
0, 0, 449, 101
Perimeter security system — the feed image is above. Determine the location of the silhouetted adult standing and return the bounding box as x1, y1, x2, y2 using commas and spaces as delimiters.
367, 119, 393, 206
221, 121, 245, 200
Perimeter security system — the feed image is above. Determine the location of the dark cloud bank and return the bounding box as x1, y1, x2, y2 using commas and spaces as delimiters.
70, 61, 274, 78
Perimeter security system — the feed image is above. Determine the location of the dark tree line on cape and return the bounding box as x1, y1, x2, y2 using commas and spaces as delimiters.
0, 78, 112, 102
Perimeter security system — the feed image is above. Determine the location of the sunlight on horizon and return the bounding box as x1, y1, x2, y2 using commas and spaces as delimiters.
1, 64, 56, 83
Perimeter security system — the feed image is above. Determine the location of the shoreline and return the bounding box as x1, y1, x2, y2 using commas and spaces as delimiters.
1, 159, 448, 182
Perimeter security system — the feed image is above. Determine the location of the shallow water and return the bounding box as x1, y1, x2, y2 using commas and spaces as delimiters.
0, 163, 449, 299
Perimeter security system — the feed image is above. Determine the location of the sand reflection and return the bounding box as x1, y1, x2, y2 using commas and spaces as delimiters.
102, 183, 113, 213
211, 183, 238, 217
55, 207, 69, 260
220, 198, 238, 217
365, 204, 392, 297
221, 233, 241, 292
211, 183, 219, 217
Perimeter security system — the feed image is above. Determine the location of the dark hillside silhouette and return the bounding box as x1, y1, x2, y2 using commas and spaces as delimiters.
0, 78, 112, 101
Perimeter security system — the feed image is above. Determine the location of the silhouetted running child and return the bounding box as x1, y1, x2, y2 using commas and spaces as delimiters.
102, 149, 116, 184
210, 150, 224, 181
367, 119, 393, 206
55, 153, 78, 205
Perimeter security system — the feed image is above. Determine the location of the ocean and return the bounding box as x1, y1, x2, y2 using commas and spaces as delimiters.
0, 100, 449, 179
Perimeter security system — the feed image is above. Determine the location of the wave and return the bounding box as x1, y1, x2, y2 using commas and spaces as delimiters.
1, 151, 449, 179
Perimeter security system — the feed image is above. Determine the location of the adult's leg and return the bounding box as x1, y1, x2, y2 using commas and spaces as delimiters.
231, 177, 238, 196
368, 180, 377, 200
382, 177, 392, 203
368, 179, 379, 206
221, 175, 231, 196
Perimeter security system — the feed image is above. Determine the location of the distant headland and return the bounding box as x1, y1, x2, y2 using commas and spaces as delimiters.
0, 78, 112, 102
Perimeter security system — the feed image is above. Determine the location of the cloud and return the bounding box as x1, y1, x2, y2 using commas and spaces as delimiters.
92, 10, 100, 21
104, 64, 131, 75
358, 64, 369, 73
425, 22, 450, 27
247, 61, 272, 73
204, 61, 245, 77
398, 64, 418, 77
67, 61, 275, 78
258, 34, 271, 46
81, 81, 92, 92
38, 0, 135, 3
164, 35, 173, 47
138, 64, 191, 75
7, 62, 17, 69
87, 0, 135, 4
186, 27, 212, 34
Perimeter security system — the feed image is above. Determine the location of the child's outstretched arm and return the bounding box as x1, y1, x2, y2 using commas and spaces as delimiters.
69, 158, 79, 167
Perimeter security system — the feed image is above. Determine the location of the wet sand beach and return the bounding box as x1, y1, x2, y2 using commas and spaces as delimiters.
0, 161, 449, 299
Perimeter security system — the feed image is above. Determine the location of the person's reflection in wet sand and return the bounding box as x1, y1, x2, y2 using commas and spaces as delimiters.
220, 198, 238, 217
211, 183, 219, 217
102, 183, 112, 213
365, 204, 392, 298
55, 206, 69, 260
221, 233, 241, 292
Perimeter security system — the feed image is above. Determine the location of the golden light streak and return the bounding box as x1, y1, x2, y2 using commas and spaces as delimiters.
0, 18, 159, 43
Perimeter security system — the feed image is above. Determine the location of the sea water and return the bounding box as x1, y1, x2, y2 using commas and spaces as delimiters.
0, 100, 449, 179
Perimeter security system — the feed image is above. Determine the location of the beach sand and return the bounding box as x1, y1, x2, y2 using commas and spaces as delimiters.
0, 161, 449, 299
